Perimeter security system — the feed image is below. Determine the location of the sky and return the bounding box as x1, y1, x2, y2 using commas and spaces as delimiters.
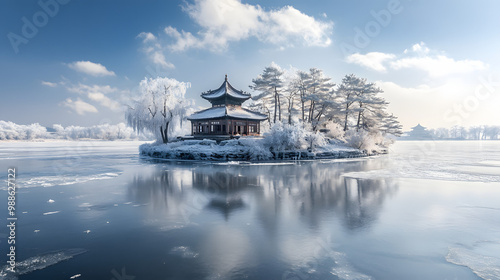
1, 0, 499, 130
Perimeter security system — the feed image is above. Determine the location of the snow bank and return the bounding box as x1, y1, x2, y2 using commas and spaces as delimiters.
0, 121, 147, 141
140, 137, 364, 161
0, 121, 47, 140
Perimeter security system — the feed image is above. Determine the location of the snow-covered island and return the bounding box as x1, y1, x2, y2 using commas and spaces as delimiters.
127, 64, 402, 161
140, 132, 366, 162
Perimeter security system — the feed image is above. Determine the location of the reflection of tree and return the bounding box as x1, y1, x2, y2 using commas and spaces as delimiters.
341, 177, 396, 231
127, 159, 398, 231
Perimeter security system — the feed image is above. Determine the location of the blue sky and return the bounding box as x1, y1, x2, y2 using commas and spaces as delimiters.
1, 0, 499, 130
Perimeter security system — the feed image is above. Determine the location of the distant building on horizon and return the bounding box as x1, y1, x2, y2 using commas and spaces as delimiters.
187, 75, 267, 138
403, 123, 433, 140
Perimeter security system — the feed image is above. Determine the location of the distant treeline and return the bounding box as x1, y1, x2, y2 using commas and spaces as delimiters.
0, 121, 151, 141
426, 125, 500, 140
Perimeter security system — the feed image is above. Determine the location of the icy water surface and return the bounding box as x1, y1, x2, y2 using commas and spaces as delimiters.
1, 140, 500, 279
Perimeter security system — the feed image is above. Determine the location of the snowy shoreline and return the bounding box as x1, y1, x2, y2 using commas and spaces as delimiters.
139, 138, 367, 161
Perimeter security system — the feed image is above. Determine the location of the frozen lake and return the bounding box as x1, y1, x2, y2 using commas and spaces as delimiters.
1, 140, 500, 279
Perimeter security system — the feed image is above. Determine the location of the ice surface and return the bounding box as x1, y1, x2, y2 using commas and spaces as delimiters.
0, 248, 87, 280
342, 142, 500, 183
446, 244, 500, 280
215, 161, 295, 166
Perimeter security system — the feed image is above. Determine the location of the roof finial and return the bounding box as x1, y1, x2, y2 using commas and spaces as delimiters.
225, 74, 227, 81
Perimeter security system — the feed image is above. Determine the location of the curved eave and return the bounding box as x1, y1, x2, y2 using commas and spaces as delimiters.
187, 107, 268, 121
201, 80, 251, 101
201, 95, 250, 102
188, 116, 267, 121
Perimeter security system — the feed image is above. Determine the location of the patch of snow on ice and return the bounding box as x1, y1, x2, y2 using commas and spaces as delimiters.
47, 199, 55, 203
43, 211, 60, 215
8, 172, 121, 189
170, 246, 199, 258
446, 245, 500, 280
0, 248, 87, 280
329, 251, 373, 280
78, 202, 93, 208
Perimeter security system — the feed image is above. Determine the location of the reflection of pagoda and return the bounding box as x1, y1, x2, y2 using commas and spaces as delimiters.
406, 124, 433, 140
187, 75, 267, 137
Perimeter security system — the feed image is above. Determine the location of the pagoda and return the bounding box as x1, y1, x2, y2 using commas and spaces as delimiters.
406, 124, 433, 139
187, 75, 267, 137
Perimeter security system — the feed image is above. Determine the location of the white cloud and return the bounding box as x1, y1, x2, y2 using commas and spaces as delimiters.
346, 52, 396, 72
137, 32, 175, 69
68, 61, 116, 77
346, 42, 487, 77
67, 83, 116, 95
390, 55, 487, 78
137, 32, 157, 43
403, 42, 430, 55
151, 51, 174, 69
62, 98, 98, 115
66, 83, 121, 111
163, 0, 333, 51
41, 81, 58, 87
87, 92, 121, 111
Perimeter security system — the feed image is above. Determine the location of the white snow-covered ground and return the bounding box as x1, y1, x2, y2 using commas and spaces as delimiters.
140, 138, 364, 161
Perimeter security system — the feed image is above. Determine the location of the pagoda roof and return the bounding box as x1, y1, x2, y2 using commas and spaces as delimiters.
201, 75, 251, 102
187, 106, 267, 121
411, 123, 427, 130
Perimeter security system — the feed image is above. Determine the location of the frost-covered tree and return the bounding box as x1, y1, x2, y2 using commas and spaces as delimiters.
484, 125, 500, 140
337, 74, 363, 131
295, 70, 311, 122
307, 69, 336, 130
126, 77, 191, 143
353, 82, 387, 132
288, 68, 337, 129
379, 113, 403, 137
0, 121, 48, 140
263, 122, 326, 152
304, 68, 335, 127
250, 63, 284, 124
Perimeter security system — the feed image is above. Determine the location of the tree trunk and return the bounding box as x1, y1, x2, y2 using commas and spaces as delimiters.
277, 90, 281, 122
273, 88, 278, 123
343, 103, 349, 131
313, 107, 323, 131
309, 100, 315, 123
301, 99, 305, 123
160, 122, 169, 143
356, 103, 363, 131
